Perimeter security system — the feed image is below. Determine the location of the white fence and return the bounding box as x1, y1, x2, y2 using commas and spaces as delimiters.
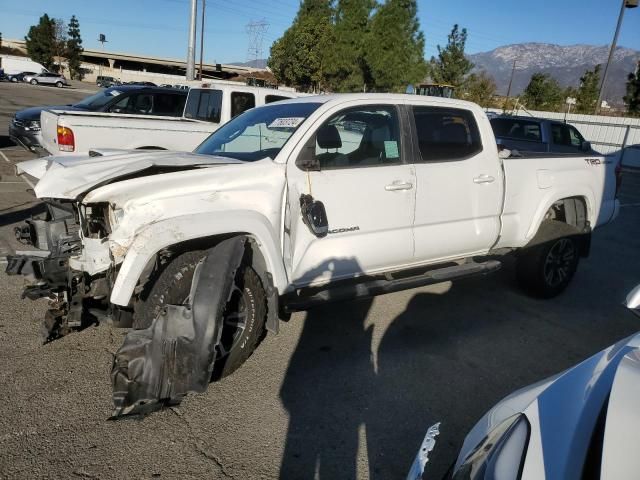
488, 107, 640, 168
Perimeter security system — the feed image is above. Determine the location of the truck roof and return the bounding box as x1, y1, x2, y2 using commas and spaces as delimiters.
273, 92, 483, 110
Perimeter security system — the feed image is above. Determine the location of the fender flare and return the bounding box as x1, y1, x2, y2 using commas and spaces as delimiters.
525, 188, 595, 240
109, 210, 288, 307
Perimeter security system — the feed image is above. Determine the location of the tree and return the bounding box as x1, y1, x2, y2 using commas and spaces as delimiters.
521, 73, 564, 111
624, 62, 640, 116
430, 24, 474, 88
575, 64, 601, 114
461, 71, 496, 107
268, 0, 333, 92
323, 0, 375, 92
25, 14, 57, 71
52, 18, 67, 72
365, 0, 427, 92
66, 15, 84, 80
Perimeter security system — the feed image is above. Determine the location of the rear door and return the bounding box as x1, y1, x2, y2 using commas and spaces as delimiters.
410, 105, 503, 261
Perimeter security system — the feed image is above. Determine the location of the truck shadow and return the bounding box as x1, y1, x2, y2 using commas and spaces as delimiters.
0, 203, 44, 228
279, 250, 638, 479
0, 135, 17, 148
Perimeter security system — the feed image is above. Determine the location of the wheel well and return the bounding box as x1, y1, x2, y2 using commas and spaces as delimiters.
131, 232, 280, 332
544, 197, 588, 231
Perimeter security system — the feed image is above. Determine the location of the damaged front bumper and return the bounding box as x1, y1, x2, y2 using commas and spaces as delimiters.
5, 201, 114, 341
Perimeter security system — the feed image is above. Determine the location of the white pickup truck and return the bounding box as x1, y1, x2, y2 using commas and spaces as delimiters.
40, 82, 301, 155
8, 94, 620, 416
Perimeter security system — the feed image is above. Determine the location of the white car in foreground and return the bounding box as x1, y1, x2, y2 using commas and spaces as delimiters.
409, 286, 640, 480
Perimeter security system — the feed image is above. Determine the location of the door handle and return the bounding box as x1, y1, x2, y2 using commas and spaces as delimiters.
473, 175, 495, 184
385, 181, 413, 191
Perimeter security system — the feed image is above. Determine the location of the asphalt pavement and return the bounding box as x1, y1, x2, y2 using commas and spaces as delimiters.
0, 81, 639, 479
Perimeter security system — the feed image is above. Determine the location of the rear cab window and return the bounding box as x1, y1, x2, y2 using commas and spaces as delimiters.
412, 106, 482, 161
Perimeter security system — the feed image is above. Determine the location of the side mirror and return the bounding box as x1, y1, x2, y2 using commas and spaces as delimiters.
296, 136, 321, 171
300, 194, 328, 238
626, 284, 640, 318
581, 141, 592, 152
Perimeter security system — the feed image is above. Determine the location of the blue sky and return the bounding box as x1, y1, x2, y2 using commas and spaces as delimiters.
1, 0, 639, 63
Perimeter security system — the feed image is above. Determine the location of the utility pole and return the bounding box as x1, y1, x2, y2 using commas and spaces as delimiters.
506, 59, 516, 98
597, 0, 637, 113
186, 0, 198, 80
199, 0, 206, 80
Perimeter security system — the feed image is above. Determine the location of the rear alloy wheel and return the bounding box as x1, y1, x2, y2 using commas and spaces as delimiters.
30, 79, 38, 85
11, 77, 17, 83
516, 222, 581, 298
55, 81, 63, 88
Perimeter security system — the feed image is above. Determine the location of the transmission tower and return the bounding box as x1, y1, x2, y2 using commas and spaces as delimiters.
246, 19, 269, 66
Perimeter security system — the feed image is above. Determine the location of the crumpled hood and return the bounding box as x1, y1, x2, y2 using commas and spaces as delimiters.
17, 150, 244, 200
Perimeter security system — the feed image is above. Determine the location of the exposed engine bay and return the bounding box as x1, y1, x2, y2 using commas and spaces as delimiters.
6, 200, 127, 341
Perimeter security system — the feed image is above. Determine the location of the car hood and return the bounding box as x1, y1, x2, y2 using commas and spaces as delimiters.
452, 330, 640, 479
15, 105, 83, 121
17, 149, 245, 200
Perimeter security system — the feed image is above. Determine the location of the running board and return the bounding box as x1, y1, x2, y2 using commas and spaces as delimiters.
284, 259, 502, 312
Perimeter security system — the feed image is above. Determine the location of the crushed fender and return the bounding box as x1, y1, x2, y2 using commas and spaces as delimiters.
111, 236, 247, 418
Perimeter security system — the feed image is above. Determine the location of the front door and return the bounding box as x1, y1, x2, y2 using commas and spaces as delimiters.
285, 103, 415, 287
410, 105, 503, 262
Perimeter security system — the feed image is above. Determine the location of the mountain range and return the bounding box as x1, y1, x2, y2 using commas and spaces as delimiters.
469, 43, 640, 105
238, 43, 639, 105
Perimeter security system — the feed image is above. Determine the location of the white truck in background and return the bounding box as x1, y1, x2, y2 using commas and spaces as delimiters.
8, 94, 620, 416
40, 82, 302, 155
0, 55, 47, 76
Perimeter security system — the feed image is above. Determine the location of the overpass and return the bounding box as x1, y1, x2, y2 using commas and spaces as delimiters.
3, 38, 267, 81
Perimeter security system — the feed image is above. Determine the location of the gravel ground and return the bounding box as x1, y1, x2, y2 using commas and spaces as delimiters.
0, 81, 639, 479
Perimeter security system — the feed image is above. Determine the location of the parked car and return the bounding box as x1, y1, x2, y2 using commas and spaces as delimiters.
490, 115, 595, 155
96, 76, 120, 88
9, 85, 188, 152
125, 81, 157, 87
407, 283, 640, 480
40, 83, 301, 155
7, 71, 37, 83
23, 72, 69, 88
8, 94, 621, 416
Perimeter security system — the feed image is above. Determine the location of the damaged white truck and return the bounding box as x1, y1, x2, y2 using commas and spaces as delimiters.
7, 94, 620, 417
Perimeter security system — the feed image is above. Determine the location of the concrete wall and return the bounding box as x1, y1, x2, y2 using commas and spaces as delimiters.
488, 107, 640, 168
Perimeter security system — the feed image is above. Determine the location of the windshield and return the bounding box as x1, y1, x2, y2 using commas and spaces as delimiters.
73, 88, 124, 110
195, 102, 322, 161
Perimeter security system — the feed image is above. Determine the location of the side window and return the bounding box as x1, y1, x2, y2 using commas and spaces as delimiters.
265, 95, 290, 104
153, 93, 187, 116
568, 126, 584, 148
184, 89, 222, 122
551, 123, 574, 146
412, 107, 482, 162
108, 94, 133, 113
130, 93, 154, 114
312, 105, 401, 169
231, 92, 256, 117
490, 119, 541, 142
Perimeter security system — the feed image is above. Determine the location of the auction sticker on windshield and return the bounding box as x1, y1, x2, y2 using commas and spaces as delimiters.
268, 117, 305, 128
